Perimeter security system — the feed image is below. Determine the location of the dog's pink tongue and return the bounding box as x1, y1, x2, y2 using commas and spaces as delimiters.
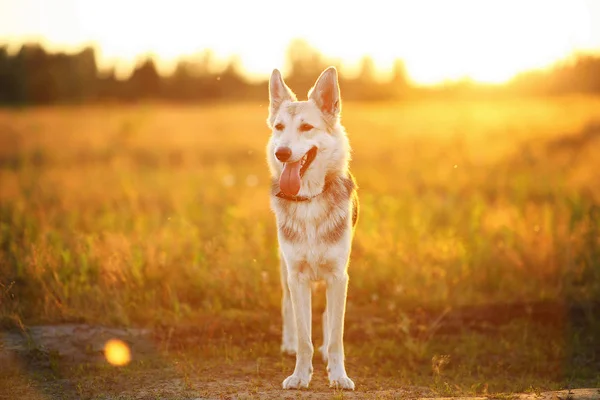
279, 160, 302, 196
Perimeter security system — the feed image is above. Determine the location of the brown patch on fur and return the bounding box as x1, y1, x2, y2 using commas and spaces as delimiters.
319, 172, 358, 242
324, 171, 356, 198
322, 214, 349, 243
279, 221, 301, 243
319, 259, 336, 273
351, 191, 359, 228
295, 260, 309, 274
322, 172, 358, 217
345, 172, 358, 193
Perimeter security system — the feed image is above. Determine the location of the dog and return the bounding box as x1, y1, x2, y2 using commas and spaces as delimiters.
266, 66, 359, 390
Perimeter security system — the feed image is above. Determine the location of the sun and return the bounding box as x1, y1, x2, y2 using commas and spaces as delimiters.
397, 0, 592, 85
305, 0, 592, 85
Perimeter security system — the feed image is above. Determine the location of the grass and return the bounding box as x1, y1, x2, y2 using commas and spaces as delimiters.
1, 96, 600, 398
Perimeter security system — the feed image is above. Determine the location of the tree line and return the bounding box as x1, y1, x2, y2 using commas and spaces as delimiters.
0, 39, 599, 105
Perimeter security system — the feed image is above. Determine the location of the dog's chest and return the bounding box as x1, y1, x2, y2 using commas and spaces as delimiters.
273, 197, 350, 247
276, 203, 350, 279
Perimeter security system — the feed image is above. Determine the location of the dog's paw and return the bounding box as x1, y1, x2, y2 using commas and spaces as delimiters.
318, 344, 328, 362
280, 343, 297, 356
282, 373, 310, 389
328, 373, 355, 390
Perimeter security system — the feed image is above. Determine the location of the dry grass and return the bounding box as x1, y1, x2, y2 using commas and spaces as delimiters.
1, 97, 600, 397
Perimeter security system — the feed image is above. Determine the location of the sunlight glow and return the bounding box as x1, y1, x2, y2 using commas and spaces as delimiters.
104, 339, 131, 366
0, 0, 599, 84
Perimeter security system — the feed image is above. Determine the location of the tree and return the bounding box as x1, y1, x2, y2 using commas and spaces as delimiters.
127, 57, 161, 99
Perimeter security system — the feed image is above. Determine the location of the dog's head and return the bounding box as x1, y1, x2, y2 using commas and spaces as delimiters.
266, 67, 350, 197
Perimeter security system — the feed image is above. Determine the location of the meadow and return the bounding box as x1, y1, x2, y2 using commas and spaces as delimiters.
1, 97, 600, 398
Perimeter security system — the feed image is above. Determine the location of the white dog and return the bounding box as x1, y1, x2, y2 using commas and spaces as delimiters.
266, 66, 359, 390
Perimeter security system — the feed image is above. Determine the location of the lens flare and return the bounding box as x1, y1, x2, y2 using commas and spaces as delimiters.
104, 339, 131, 366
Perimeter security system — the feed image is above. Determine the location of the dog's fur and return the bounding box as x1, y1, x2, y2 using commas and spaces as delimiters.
266, 67, 358, 390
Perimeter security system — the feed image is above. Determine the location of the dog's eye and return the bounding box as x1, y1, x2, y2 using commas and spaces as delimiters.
274, 123, 284, 131
299, 123, 314, 132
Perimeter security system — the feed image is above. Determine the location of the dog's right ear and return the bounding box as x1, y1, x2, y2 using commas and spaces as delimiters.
268, 69, 296, 127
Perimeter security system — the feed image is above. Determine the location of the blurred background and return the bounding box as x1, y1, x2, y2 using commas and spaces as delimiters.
1, 0, 600, 103
1, 1, 600, 398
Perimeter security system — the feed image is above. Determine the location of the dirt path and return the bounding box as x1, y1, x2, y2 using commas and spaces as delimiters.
1, 323, 598, 400
0, 323, 398, 399
1, 322, 427, 399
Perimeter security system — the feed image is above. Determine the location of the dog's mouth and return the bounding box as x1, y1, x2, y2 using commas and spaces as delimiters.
279, 146, 318, 196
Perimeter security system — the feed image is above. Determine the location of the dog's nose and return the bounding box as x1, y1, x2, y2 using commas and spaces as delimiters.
275, 147, 292, 162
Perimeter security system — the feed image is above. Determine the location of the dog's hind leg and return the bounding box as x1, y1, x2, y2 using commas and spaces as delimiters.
282, 271, 313, 389
319, 310, 329, 362
325, 270, 355, 390
279, 250, 296, 355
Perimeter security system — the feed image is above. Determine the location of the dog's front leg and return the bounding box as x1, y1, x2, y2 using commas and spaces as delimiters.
279, 251, 297, 355
282, 272, 313, 389
325, 270, 355, 390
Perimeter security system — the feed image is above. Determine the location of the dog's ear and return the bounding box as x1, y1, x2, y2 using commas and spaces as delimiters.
309, 66, 341, 117
268, 69, 296, 127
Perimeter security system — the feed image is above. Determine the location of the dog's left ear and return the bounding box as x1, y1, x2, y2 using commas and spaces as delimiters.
309, 66, 341, 117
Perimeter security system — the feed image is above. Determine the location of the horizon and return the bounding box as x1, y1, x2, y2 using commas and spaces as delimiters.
1, 0, 600, 86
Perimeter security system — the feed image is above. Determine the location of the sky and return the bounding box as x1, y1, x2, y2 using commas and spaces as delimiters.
1, 0, 600, 85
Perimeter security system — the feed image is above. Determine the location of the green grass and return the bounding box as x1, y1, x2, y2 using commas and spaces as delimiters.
1, 97, 600, 397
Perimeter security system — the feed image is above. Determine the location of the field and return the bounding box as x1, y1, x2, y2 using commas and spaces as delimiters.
1, 97, 600, 399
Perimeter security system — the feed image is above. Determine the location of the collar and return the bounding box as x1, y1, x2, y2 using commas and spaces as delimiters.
275, 179, 333, 202
275, 191, 321, 202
